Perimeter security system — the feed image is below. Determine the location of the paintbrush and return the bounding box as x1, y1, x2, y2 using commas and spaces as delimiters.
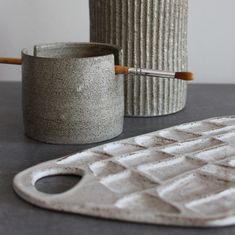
0, 58, 193, 81
115, 65, 193, 81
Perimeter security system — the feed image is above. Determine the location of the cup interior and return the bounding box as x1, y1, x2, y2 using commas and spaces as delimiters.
33, 42, 122, 65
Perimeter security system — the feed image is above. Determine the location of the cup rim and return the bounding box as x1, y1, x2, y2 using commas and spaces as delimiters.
21, 42, 122, 63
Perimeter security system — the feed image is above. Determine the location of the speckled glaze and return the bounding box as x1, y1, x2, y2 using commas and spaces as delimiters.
90, 0, 189, 116
22, 42, 124, 144
14, 116, 235, 227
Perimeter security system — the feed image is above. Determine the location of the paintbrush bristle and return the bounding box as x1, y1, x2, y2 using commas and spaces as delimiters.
175, 72, 193, 81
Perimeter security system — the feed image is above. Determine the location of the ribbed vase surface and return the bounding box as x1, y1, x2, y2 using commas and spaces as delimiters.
90, 0, 188, 116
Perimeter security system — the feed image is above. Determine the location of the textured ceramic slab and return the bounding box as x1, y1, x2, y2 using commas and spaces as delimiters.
13, 117, 235, 227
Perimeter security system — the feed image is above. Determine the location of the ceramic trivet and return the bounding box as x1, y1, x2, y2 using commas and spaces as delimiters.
13, 116, 235, 227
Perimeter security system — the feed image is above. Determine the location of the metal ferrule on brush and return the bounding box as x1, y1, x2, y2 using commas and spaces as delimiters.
128, 67, 175, 78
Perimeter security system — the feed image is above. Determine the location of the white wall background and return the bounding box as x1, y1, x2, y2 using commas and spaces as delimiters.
0, 0, 234, 83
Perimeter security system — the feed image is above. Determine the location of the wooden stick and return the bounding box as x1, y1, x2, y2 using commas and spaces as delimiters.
0, 57, 22, 65
115, 65, 129, 75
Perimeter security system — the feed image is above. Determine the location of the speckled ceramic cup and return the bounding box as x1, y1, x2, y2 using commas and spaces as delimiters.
22, 42, 124, 144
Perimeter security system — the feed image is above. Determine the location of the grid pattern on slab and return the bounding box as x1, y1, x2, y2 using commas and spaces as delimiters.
14, 116, 235, 227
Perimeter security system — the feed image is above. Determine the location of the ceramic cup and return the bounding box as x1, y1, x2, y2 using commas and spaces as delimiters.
22, 42, 124, 144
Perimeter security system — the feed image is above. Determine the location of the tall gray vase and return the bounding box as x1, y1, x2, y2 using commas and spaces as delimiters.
90, 0, 188, 117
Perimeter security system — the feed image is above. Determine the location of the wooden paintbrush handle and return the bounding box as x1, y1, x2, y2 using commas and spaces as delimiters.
115, 65, 129, 75
0, 57, 22, 65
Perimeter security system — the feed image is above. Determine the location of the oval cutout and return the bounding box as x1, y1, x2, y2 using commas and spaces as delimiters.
35, 175, 82, 194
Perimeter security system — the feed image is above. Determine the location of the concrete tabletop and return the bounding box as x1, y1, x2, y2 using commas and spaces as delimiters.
1, 82, 235, 235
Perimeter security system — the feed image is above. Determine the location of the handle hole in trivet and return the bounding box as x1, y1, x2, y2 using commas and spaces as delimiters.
35, 174, 82, 194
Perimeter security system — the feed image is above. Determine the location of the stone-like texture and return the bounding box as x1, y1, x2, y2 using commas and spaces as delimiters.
14, 116, 235, 227
22, 43, 124, 144
90, 0, 188, 116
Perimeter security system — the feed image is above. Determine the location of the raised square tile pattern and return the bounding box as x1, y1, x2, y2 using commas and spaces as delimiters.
138, 157, 205, 182
13, 116, 235, 227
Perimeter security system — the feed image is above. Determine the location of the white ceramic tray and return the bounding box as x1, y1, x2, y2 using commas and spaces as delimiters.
13, 116, 235, 227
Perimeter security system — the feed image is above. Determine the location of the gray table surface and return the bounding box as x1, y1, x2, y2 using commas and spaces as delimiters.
1, 82, 235, 235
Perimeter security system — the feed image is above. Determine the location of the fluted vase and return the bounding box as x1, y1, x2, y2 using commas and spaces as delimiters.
90, 0, 188, 116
